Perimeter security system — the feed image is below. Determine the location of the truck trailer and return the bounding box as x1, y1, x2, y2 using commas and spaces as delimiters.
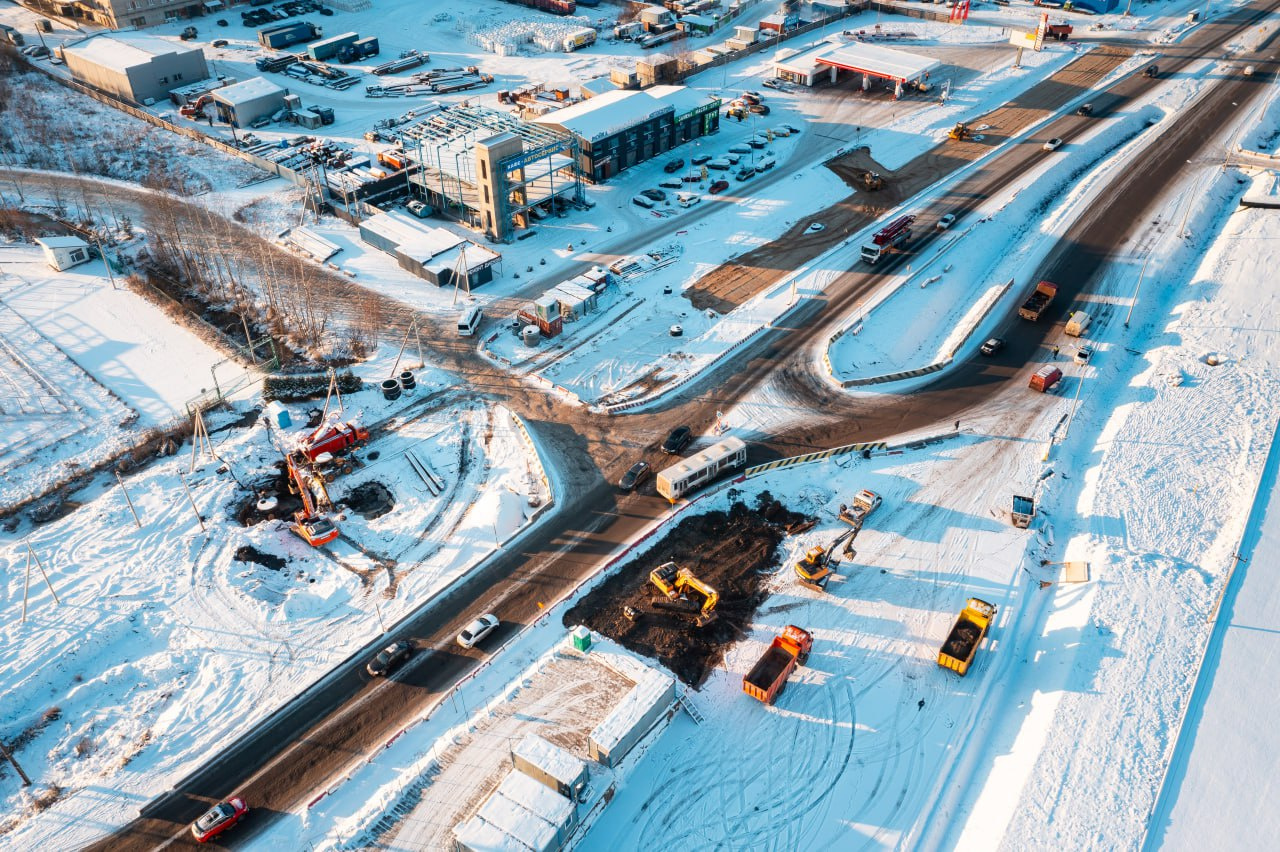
1018, 280, 1058, 321
937, 598, 996, 676
743, 625, 812, 704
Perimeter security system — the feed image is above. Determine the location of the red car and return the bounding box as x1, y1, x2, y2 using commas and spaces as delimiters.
191, 797, 248, 843
709, 179, 729, 194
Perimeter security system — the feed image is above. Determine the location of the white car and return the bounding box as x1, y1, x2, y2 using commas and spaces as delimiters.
1043, 137, 1064, 151
936, 213, 957, 231
457, 614, 500, 649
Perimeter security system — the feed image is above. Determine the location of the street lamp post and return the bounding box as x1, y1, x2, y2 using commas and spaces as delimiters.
1124, 254, 1152, 328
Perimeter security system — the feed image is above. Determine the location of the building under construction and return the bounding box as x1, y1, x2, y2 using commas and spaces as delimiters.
394, 104, 583, 243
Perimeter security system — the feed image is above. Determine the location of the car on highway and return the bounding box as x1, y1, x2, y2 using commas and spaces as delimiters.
191, 798, 248, 843
1244, 65, 1256, 76
619, 461, 652, 492
1043, 137, 1064, 151
937, 213, 957, 231
457, 614, 500, 649
640, 188, 666, 202
709, 179, 730, 194
663, 158, 685, 173
366, 640, 413, 677
980, 337, 1005, 356
1075, 345, 1093, 365
661, 426, 693, 454
1076, 103, 1093, 116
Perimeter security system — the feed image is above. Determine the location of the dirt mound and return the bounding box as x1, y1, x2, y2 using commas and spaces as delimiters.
563, 493, 809, 687
345, 481, 394, 519
234, 545, 287, 571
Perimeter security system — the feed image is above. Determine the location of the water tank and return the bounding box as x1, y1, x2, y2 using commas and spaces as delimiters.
522, 325, 540, 347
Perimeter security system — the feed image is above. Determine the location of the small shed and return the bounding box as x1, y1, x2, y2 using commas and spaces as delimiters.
36, 236, 91, 271
588, 665, 677, 767
211, 77, 287, 128
512, 733, 588, 799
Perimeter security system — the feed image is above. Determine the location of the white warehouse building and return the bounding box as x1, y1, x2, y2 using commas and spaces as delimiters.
62, 34, 209, 104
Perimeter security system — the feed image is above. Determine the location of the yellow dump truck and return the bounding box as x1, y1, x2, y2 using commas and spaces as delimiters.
937, 598, 997, 676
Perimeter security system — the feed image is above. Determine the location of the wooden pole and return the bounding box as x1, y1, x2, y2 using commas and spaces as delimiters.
29, 545, 60, 606
179, 475, 206, 533
115, 471, 142, 528
0, 740, 31, 787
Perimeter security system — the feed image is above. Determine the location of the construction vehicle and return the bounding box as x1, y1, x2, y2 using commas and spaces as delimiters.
179, 95, 213, 119
1012, 495, 1036, 528
300, 419, 368, 462
725, 104, 748, 121
948, 121, 971, 141
860, 215, 915, 265
937, 598, 997, 676
1029, 365, 1063, 393
795, 546, 834, 591
1018, 280, 1058, 321
1044, 22, 1073, 41
860, 170, 884, 191
743, 625, 812, 704
649, 562, 719, 626
839, 489, 883, 529
286, 451, 339, 546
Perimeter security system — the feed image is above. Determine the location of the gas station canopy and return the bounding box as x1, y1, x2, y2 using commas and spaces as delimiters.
774, 39, 942, 87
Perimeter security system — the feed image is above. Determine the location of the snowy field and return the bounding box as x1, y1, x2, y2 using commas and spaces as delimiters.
0, 354, 552, 845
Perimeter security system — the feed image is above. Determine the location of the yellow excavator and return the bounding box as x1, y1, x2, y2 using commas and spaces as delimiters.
649, 562, 719, 626
794, 529, 857, 592
948, 121, 971, 141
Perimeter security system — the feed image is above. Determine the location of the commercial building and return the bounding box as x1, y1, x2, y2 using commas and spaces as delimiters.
358, 211, 501, 288
772, 39, 941, 95
534, 86, 720, 183
72, 0, 208, 30
210, 77, 287, 128
62, 34, 209, 104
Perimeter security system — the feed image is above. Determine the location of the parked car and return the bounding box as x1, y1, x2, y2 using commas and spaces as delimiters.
747, 136, 767, 149
632, 195, 655, 209
457, 614, 500, 649
749, 103, 770, 115
723, 152, 741, 165
755, 156, 776, 173
663, 158, 685, 173
640, 188, 666, 202
728, 144, 752, 155
676, 192, 700, 207
191, 798, 249, 844
740, 93, 760, 105
1074, 345, 1093, 365
661, 426, 693, 454
691, 153, 713, 165
937, 213, 957, 230
619, 461, 652, 492
659, 178, 684, 190
783, 123, 801, 134
211, 38, 229, 47
762, 78, 784, 90
366, 640, 413, 677
980, 337, 1005, 356
706, 158, 732, 171
772, 126, 792, 137
736, 167, 755, 181
709, 179, 729, 194
1043, 137, 1064, 151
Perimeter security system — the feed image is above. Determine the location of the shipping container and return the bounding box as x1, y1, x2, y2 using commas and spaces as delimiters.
308, 31, 359, 62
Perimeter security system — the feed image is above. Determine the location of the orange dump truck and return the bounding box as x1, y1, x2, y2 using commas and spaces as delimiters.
743, 625, 812, 705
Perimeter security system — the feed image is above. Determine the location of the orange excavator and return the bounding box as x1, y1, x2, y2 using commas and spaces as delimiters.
179, 94, 213, 119
286, 451, 338, 547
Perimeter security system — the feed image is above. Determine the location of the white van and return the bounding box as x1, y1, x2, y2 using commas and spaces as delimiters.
457, 306, 483, 337
1064, 310, 1092, 337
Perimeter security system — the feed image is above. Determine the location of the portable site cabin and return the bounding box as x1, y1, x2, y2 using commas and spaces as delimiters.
512, 733, 588, 800
588, 665, 677, 768
36, 236, 91, 271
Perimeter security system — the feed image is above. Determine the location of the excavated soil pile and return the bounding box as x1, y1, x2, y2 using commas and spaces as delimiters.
564, 493, 809, 687
234, 545, 287, 571
345, 481, 395, 519
236, 461, 301, 526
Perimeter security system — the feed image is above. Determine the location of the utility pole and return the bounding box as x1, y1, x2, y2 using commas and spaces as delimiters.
0, 740, 31, 787
1125, 254, 1152, 328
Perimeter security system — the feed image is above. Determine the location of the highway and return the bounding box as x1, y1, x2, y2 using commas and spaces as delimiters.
57, 5, 1280, 846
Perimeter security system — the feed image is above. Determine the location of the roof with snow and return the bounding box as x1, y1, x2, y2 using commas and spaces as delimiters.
454, 770, 575, 851
790, 40, 942, 83
211, 77, 286, 106
534, 89, 672, 144
647, 85, 720, 117
63, 34, 197, 74
513, 733, 587, 789
589, 660, 675, 755
35, 236, 89, 250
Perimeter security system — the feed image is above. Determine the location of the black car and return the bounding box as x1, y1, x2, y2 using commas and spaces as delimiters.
640, 188, 666, 202
661, 426, 692, 454
980, 337, 1005, 356
663, 158, 685, 173
1076, 103, 1093, 116
366, 640, 413, 677
619, 461, 652, 492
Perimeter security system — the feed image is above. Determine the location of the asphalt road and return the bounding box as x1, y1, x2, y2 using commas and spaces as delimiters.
49, 5, 1280, 847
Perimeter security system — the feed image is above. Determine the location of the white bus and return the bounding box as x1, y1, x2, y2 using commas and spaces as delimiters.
656, 437, 748, 501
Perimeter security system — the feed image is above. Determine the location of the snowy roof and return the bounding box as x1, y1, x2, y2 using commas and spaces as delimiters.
63, 34, 195, 73
659, 437, 746, 483
211, 76, 286, 106
534, 89, 672, 144
589, 663, 675, 754
647, 85, 719, 117
580, 77, 619, 98
514, 734, 587, 788
798, 40, 942, 82
420, 243, 502, 275
364, 211, 461, 255
35, 236, 89, 250
455, 769, 574, 852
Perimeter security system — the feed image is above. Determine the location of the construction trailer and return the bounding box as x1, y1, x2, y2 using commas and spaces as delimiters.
512, 734, 588, 800
588, 665, 676, 767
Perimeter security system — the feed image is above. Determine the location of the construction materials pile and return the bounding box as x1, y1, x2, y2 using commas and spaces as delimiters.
563, 494, 809, 686
469, 16, 597, 55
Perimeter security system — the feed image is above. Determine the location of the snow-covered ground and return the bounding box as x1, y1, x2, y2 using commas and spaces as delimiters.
0, 348, 552, 845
